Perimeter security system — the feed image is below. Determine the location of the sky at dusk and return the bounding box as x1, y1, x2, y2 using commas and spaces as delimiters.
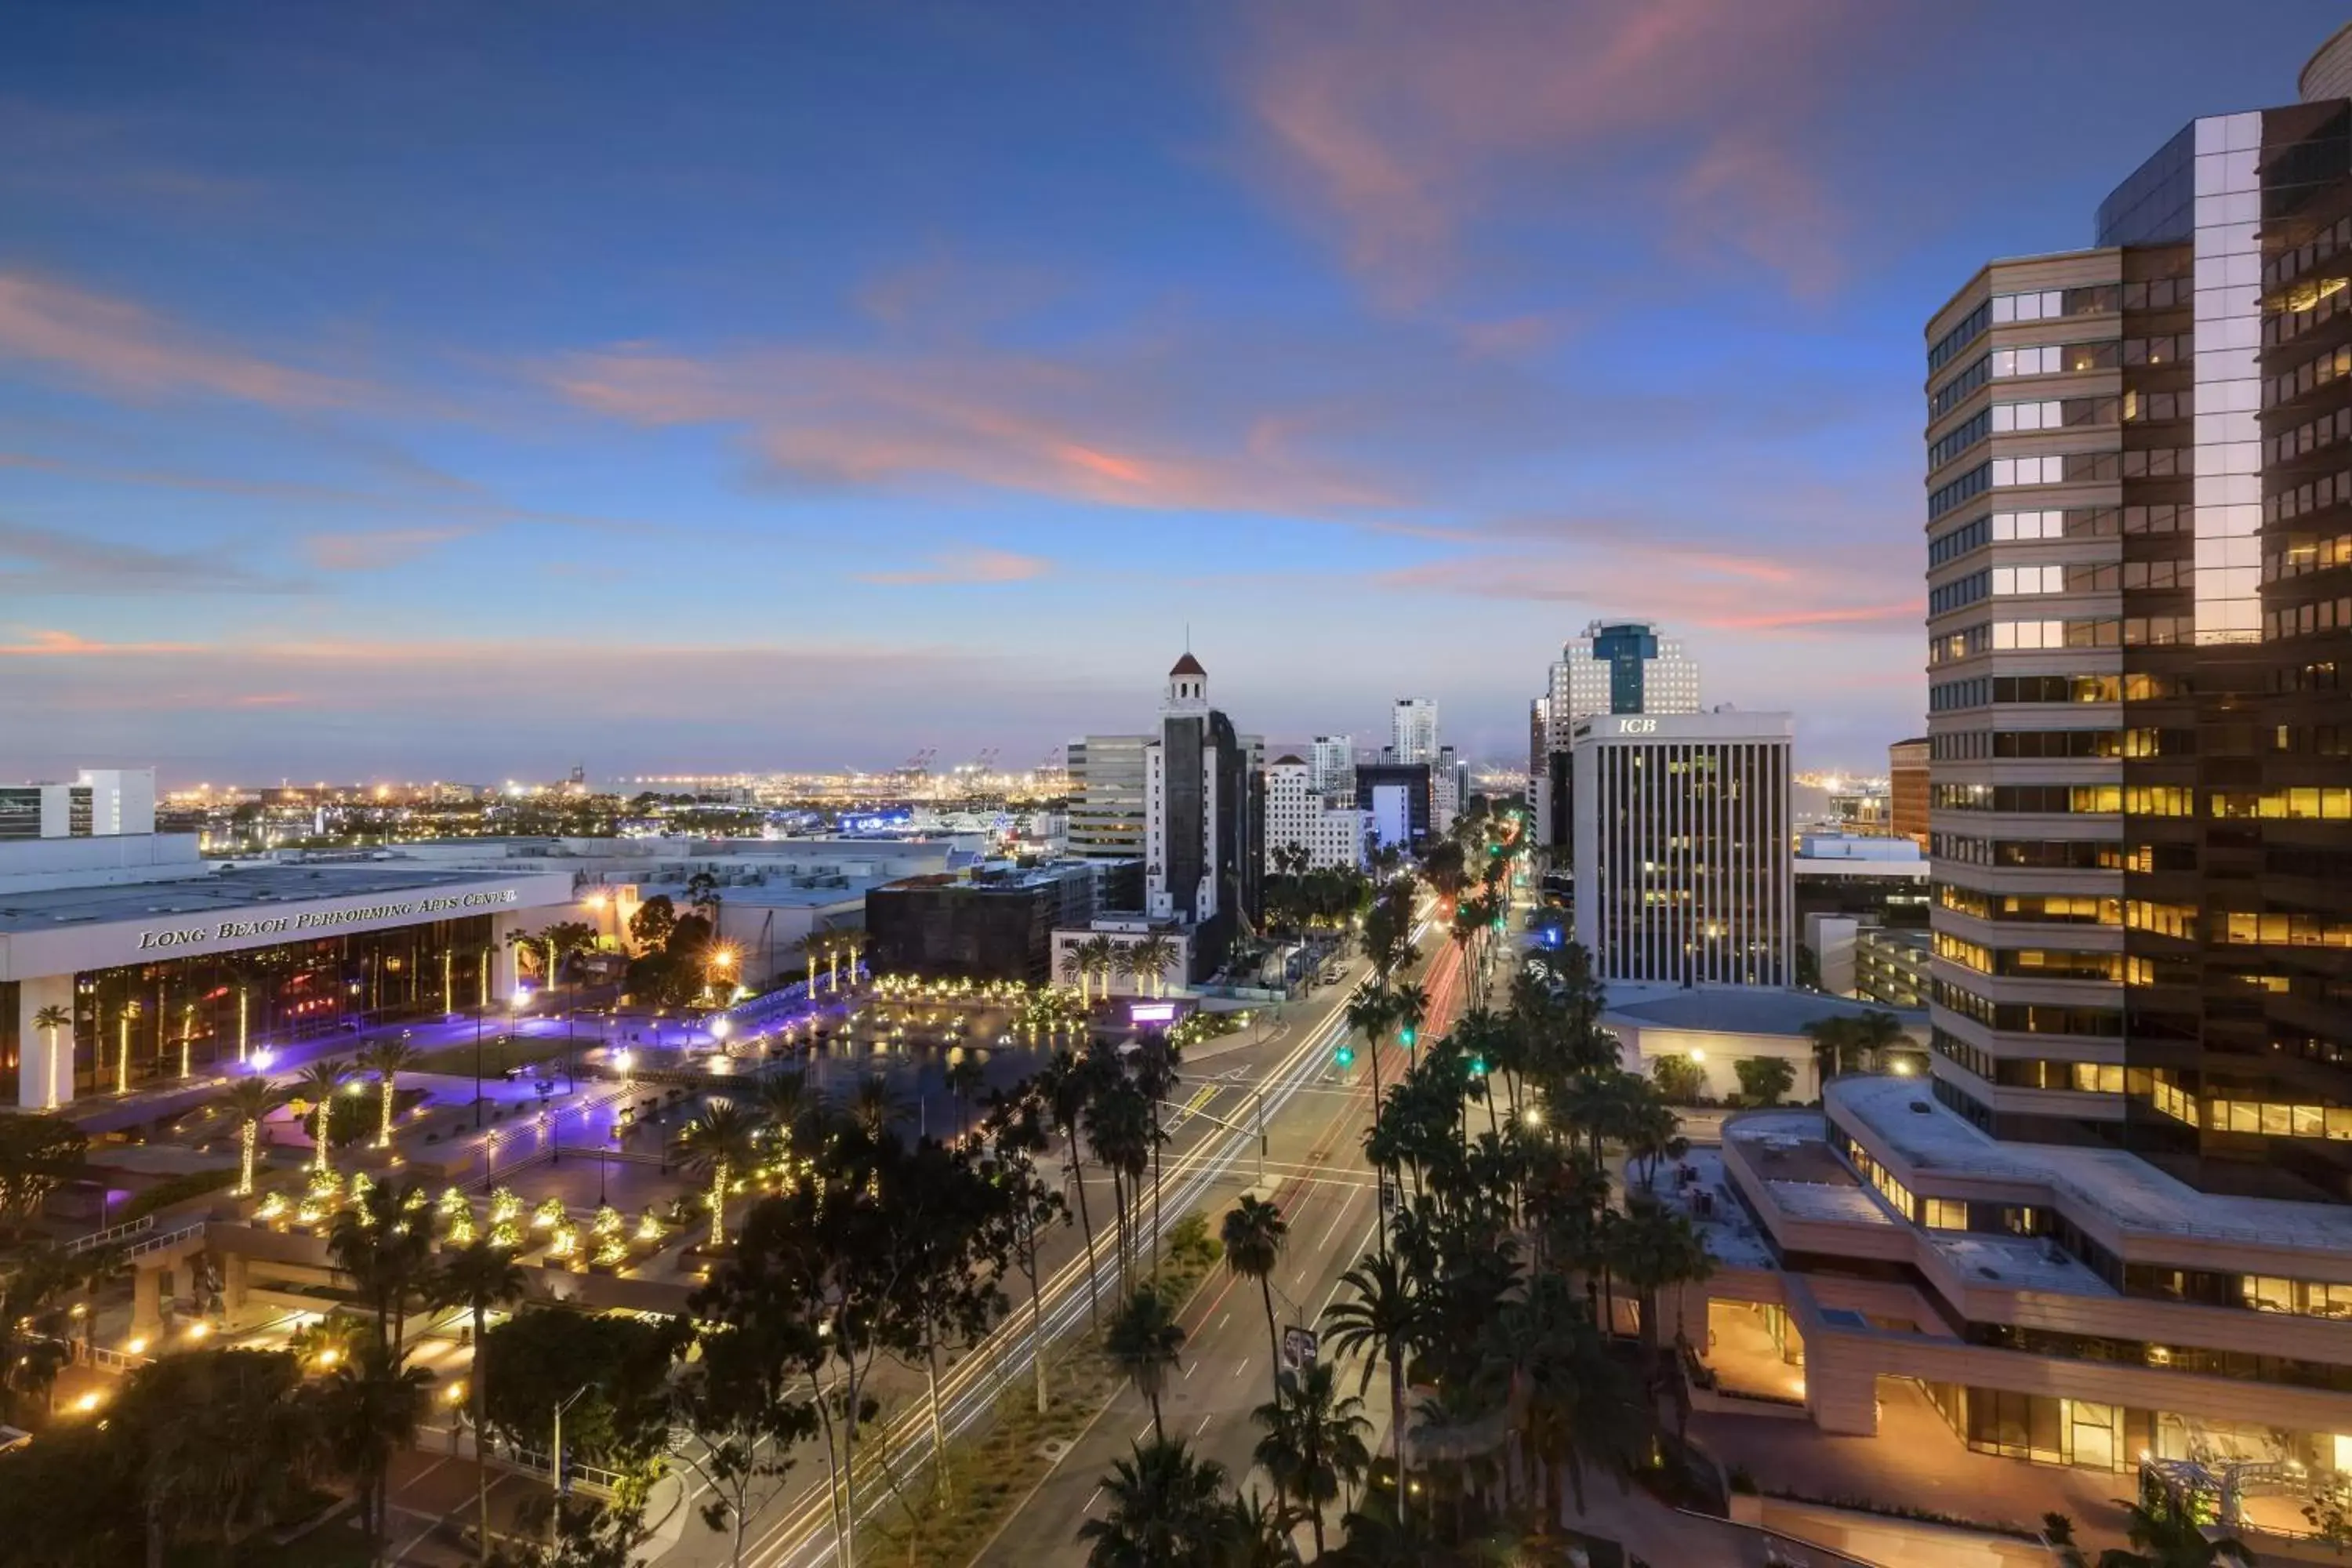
2, 0, 2343, 784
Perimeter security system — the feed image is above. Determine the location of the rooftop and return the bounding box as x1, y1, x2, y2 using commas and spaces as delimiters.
1833, 1076, 2352, 1257
0, 862, 535, 935
1604, 984, 1926, 1040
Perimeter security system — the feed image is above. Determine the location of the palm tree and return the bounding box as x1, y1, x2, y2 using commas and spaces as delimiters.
1040, 1047, 1105, 1327
1222, 1489, 1298, 1568
1221, 1196, 1290, 1405
329, 1181, 435, 1352
1610, 1196, 1715, 1380
319, 1341, 434, 1565
1250, 1359, 1371, 1559
832, 931, 866, 992
677, 1098, 760, 1249
1105, 1286, 1185, 1442
31, 1005, 69, 1110
220, 1075, 288, 1198
1058, 944, 1092, 1004
754, 1069, 815, 1160
1076, 1438, 1233, 1568
790, 930, 829, 996
849, 1074, 902, 1141
1323, 1250, 1423, 1530
945, 1053, 987, 1142
1077, 935, 1119, 1002
356, 1037, 418, 1149
1128, 934, 1181, 999
536, 920, 600, 1000
2092, 1473, 2256, 1566
430, 1240, 529, 1566
1131, 1030, 1183, 1273
295, 1058, 350, 1176
1849, 1008, 1909, 1075
114, 997, 142, 1094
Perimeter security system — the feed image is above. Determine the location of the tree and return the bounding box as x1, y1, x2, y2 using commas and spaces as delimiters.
1734, 1055, 1795, 1108
1038, 1047, 1105, 1327
1076, 1438, 1235, 1568
118, 1346, 329, 1563
356, 1037, 418, 1149
0, 1245, 96, 1425
1105, 1287, 1186, 1443
944, 1053, 987, 1141
982, 1084, 1073, 1415
1077, 935, 1119, 1001
328, 1179, 435, 1353
626, 894, 677, 955
1609, 1196, 1714, 1380
30, 1006, 70, 1110
538, 920, 601, 998
294, 1058, 350, 1176
319, 1341, 435, 1564
479, 1308, 690, 1490
676, 1098, 760, 1249
684, 870, 721, 924
884, 1137, 1013, 1506
219, 1076, 287, 1199
1220, 1195, 1290, 1406
0, 1112, 86, 1225
2104, 1471, 2256, 1566
1322, 1250, 1423, 1530
791, 930, 830, 997
1127, 934, 1181, 1000
670, 1319, 822, 1567
1650, 1053, 1704, 1105
433, 1240, 531, 1566
1251, 1359, 1370, 1559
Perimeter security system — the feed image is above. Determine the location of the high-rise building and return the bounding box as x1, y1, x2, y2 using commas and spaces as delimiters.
1390, 699, 1439, 765
1308, 735, 1355, 798
0, 768, 156, 841
1660, 30, 2352, 1489
1064, 735, 1149, 862
1533, 621, 1703, 848
1570, 710, 1793, 986
1889, 736, 1931, 848
1265, 756, 1368, 873
1143, 654, 1263, 974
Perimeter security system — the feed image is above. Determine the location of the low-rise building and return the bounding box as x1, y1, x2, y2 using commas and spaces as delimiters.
866, 861, 1134, 985
1603, 984, 1927, 1107
1264, 756, 1368, 873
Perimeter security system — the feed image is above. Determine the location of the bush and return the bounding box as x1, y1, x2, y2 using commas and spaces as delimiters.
1166, 1211, 1221, 1269
1652, 1054, 1706, 1105
118, 1167, 238, 1224
1733, 1056, 1795, 1109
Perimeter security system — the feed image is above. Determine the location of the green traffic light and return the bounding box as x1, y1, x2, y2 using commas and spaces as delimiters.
1399, 1026, 1416, 1047
1470, 1054, 1488, 1076
1334, 1044, 1356, 1068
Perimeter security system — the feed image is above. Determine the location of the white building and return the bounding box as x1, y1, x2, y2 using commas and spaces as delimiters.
1307, 735, 1354, 797
0, 768, 157, 841
1390, 699, 1439, 766
1264, 756, 1368, 873
1571, 710, 1794, 987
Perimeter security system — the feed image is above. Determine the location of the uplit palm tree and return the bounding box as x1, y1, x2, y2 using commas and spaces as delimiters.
1058, 944, 1091, 1004
1077, 935, 1119, 1002
114, 998, 142, 1095
849, 1074, 903, 1142
677, 1098, 760, 1249
31, 1005, 69, 1109
536, 920, 600, 1002
832, 931, 866, 992
1220, 1195, 1290, 1406
355, 1037, 418, 1149
219, 1075, 287, 1198
1105, 1287, 1185, 1442
789, 930, 829, 996
1039, 1047, 1104, 1326
295, 1058, 350, 1176
430, 1240, 528, 1565
1128, 934, 1181, 999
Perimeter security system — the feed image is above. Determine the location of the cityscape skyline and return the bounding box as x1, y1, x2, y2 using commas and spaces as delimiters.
5, 2, 2339, 781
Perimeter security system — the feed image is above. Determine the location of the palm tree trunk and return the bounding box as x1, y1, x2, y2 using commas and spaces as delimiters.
1260, 1276, 1281, 1403
1065, 1131, 1099, 1327
1390, 1352, 1409, 1530
924, 1332, 949, 1504
1028, 1246, 1048, 1416
1149, 1116, 1163, 1278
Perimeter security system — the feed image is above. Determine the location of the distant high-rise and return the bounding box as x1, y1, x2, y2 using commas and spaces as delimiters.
1888, 736, 1930, 849
1532, 621, 1702, 848
0, 768, 155, 840
1391, 699, 1439, 765
1308, 735, 1355, 797
1265, 756, 1368, 873
1065, 735, 1149, 862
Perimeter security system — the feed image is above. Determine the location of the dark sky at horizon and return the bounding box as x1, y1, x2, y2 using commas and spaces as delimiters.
3, 0, 2342, 784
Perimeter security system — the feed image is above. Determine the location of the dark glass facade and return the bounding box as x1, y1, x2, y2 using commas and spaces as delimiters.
2108, 103, 2352, 1199
67, 914, 495, 1095
1590, 622, 1661, 715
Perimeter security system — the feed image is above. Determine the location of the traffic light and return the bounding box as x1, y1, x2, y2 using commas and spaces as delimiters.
1334, 1043, 1356, 1069
1399, 1025, 1417, 1049
1469, 1054, 1488, 1077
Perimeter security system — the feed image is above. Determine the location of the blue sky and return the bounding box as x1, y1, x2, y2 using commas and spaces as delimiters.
2, 0, 2340, 782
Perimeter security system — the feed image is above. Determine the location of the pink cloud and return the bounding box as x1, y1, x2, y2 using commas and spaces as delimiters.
302, 528, 474, 572
0, 628, 201, 656
1378, 542, 1918, 635
0, 272, 370, 408
545, 342, 1398, 515
858, 547, 1055, 586
1232, 0, 1865, 301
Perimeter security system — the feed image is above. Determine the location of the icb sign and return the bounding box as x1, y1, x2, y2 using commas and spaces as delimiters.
1616, 718, 1658, 735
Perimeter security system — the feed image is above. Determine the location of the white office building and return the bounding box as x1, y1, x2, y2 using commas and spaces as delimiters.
1390, 699, 1439, 766
1533, 622, 1703, 847
1571, 710, 1794, 987
0, 768, 158, 841
1307, 735, 1354, 797
1265, 756, 1368, 873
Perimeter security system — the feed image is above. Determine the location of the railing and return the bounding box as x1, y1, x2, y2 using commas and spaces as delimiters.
80, 1342, 155, 1373
125, 1221, 208, 1260
65, 1215, 154, 1255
